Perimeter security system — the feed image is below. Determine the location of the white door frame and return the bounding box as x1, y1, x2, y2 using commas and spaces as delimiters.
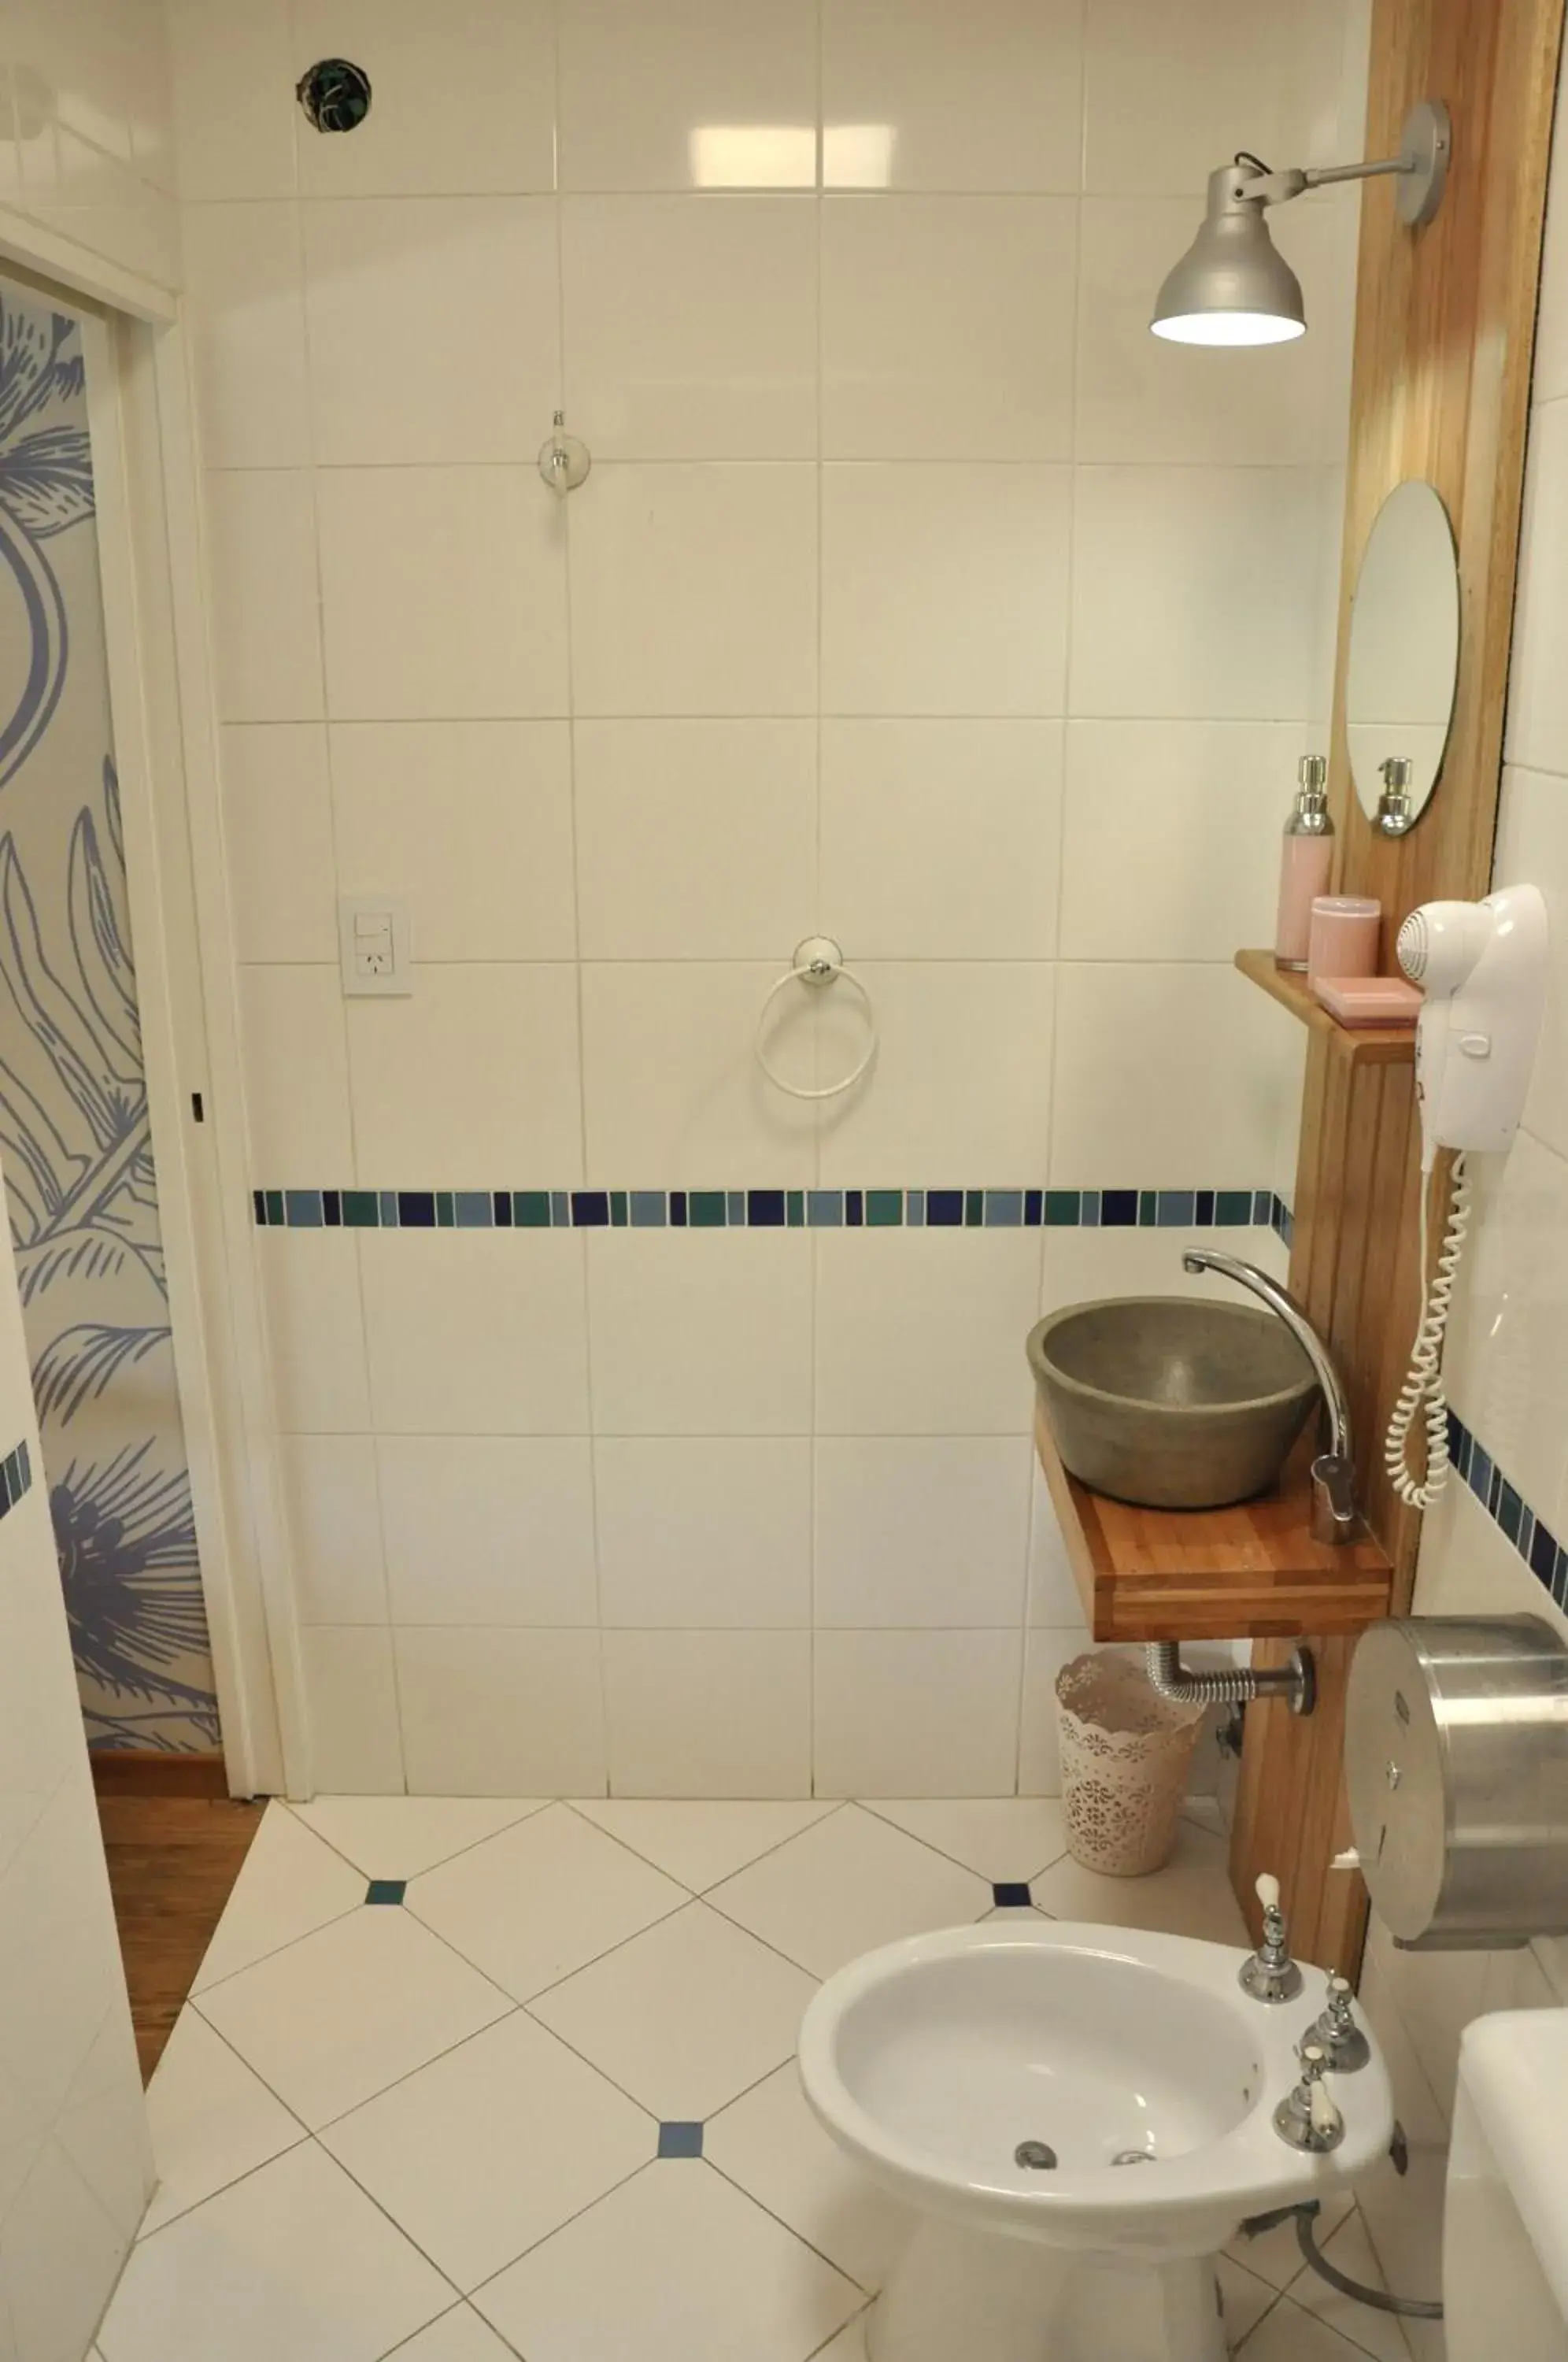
0, 223, 307, 1797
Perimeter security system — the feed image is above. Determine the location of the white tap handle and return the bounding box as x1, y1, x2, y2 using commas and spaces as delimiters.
1256, 1874, 1281, 1912
1309, 2079, 1344, 2142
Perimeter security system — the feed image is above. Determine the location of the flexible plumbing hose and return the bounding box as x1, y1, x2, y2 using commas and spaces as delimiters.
1384, 1154, 1471, 1509
1242, 2201, 1443, 2322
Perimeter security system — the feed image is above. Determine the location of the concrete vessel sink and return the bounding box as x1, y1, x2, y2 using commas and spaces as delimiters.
1026, 1298, 1318, 1512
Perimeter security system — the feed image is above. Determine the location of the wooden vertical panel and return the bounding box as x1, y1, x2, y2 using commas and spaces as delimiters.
1232, 0, 1564, 1967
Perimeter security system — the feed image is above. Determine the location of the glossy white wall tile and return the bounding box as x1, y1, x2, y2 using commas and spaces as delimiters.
346, 966, 584, 1186
821, 0, 1083, 193
821, 197, 1076, 460
377, 1438, 598, 1627
813, 1630, 1024, 1796
568, 463, 818, 716
587, 1235, 814, 1435
594, 1438, 812, 1627
394, 1628, 607, 1794
360, 1232, 591, 1435
602, 1631, 812, 1795
292, 0, 557, 198
1061, 721, 1307, 961
819, 720, 1063, 960
317, 467, 569, 720
563, 198, 817, 459
302, 198, 560, 465
331, 722, 578, 962
823, 464, 1071, 716
300, 1627, 406, 1790
168, 0, 1370, 1801
557, 0, 818, 193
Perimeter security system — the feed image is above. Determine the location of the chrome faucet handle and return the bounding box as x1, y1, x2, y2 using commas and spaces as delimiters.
1310, 1452, 1359, 1546
1311, 1973, 1371, 2073
1239, 1873, 1304, 2005
1274, 2042, 1345, 2153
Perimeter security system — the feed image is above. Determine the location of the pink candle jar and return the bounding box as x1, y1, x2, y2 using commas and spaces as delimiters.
1307, 896, 1381, 987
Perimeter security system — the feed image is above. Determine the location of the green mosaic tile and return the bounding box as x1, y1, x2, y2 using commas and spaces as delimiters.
610, 1190, 628, 1227
689, 1190, 727, 1227
342, 1191, 379, 1227
1215, 1190, 1253, 1226
513, 1192, 552, 1228
436, 1191, 455, 1227
786, 1190, 804, 1227
866, 1190, 902, 1227
963, 1189, 983, 1227
264, 1190, 285, 1225
1045, 1190, 1080, 1227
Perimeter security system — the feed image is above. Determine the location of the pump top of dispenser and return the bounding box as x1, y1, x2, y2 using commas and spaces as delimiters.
1286, 754, 1332, 835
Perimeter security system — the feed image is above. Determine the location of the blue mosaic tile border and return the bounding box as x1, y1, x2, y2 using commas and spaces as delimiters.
1448, 1409, 1568, 1610
0, 1440, 32, 1520
253, 1186, 1296, 1238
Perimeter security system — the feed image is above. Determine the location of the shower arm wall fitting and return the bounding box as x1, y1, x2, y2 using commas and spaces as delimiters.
1147, 1639, 1316, 1717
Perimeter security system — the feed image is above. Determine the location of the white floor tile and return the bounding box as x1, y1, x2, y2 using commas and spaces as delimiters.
1289, 2211, 1409, 2362
1216, 2254, 1278, 2349
705, 2063, 910, 2293
529, 1901, 816, 2120
141, 2011, 305, 2234
287, 1797, 548, 1882
568, 1799, 838, 1892
810, 2319, 871, 2360
706, 1805, 990, 1979
473, 2160, 863, 2362
194, 1906, 512, 2131
321, 2012, 653, 2293
1237, 2293, 1374, 2360
1030, 1823, 1249, 1946
406, 1805, 685, 2001
190, 1803, 364, 1994
98, 2144, 451, 2362
861, 1799, 1069, 1886
1228, 2190, 1353, 2294
383, 2309, 523, 2362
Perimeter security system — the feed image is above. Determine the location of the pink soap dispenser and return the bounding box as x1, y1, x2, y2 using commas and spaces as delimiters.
1274, 754, 1333, 972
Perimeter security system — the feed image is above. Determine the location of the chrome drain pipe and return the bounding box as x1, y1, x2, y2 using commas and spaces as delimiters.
1146, 1642, 1316, 1717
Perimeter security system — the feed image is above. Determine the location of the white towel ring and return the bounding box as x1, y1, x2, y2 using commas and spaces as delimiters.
756, 936, 878, 1101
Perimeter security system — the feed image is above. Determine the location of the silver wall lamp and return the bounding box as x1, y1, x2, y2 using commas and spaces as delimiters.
1151, 100, 1452, 346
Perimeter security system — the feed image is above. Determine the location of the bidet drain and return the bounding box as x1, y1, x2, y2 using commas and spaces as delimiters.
1112, 2149, 1155, 2166
1014, 2140, 1057, 2170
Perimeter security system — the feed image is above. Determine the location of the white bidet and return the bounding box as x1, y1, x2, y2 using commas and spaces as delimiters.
798, 1920, 1392, 2362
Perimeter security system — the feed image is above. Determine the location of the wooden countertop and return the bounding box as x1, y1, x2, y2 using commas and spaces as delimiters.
1034, 1408, 1394, 1644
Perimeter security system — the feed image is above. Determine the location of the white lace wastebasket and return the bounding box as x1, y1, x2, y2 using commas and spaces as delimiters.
1055, 1650, 1206, 1877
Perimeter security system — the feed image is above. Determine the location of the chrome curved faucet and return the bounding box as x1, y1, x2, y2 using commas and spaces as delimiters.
1182, 1249, 1358, 1546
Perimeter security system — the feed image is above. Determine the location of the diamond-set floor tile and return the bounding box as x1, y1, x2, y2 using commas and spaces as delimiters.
141, 2008, 305, 2235
98, 2142, 451, 2362
194, 1904, 512, 2130
381, 2308, 522, 2362
288, 1796, 549, 1881
320, 2011, 653, 2291
568, 1799, 838, 1891
1030, 1820, 1248, 1945
472, 2159, 864, 2362
704, 2061, 910, 2292
860, 1797, 1069, 1885
190, 1804, 364, 1994
529, 1901, 817, 2120
707, 1805, 992, 1978
407, 1805, 685, 2001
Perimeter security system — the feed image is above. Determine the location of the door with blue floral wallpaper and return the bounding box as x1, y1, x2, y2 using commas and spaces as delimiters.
0, 284, 218, 1753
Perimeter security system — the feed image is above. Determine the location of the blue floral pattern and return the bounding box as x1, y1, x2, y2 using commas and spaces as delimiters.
0, 291, 216, 1752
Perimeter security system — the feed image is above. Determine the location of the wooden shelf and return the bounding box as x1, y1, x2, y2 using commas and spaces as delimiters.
1035, 1409, 1394, 1646
1235, 949, 1415, 1067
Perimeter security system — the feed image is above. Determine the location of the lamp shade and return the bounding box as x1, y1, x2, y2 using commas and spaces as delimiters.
1151, 165, 1307, 346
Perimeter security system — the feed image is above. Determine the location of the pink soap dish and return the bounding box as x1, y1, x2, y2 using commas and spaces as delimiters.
1311, 975, 1422, 1027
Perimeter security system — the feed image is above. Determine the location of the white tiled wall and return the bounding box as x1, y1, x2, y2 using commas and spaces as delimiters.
174, 0, 1367, 1797
1354, 46, 1568, 2352
0, 1204, 152, 2350
2, 0, 179, 290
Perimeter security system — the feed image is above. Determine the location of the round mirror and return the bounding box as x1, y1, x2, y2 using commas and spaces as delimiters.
1346, 479, 1459, 837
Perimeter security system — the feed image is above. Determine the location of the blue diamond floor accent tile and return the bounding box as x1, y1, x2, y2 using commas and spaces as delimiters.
365, 1879, 407, 1906
992, 1883, 1032, 1908
657, 2121, 704, 2159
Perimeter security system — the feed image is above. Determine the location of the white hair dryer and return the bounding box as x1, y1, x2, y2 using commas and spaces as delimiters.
1384, 883, 1548, 1507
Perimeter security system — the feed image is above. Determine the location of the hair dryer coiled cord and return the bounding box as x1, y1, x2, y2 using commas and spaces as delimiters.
1384, 1154, 1471, 1510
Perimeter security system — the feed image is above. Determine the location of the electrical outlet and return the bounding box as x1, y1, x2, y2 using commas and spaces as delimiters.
338, 897, 412, 996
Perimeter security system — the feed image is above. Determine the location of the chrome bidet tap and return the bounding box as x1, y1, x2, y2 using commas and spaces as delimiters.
1238, 1874, 1304, 2004
1311, 1974, 1371, 2073
1182, 1249, 1358, 1546
1273, 2044, 1345, 2153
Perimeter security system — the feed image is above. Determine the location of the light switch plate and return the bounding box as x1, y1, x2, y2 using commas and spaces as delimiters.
339, 896, 412, 996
